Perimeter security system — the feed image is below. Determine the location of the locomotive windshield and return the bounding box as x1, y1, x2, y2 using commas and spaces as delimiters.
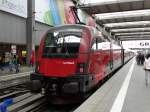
43, 30, 82, 58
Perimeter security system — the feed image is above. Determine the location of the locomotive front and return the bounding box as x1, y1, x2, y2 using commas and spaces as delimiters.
30, 25, 94, 97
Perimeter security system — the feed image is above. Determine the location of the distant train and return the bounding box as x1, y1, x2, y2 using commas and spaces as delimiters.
30, 24, 133, 102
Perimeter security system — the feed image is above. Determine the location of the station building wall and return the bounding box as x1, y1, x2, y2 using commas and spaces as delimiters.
0, 11, 26, 44
0, 10, 51, 45
0, 10, 51, 57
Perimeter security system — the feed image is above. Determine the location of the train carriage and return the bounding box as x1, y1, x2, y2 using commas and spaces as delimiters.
30, 24, 132, 101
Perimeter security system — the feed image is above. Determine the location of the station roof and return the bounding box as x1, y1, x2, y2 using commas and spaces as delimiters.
79, 0, 150, 14
78, 0, 150, 41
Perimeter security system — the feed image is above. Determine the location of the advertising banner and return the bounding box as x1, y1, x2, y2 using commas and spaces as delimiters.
0, 0, 95, 27
122, 40, 150, 49
35, 0, 76, 26
0, 0, 27, 17
35, 0, 49, 23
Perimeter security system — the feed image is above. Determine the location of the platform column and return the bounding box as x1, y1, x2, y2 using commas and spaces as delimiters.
120, 41, 124, 65
26, 0, 35, 65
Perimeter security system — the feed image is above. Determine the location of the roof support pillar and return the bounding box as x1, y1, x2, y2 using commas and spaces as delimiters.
26, 0, 35, 65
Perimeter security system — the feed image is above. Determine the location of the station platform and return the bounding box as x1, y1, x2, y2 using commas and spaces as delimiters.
74, 58, 150, 112
0, 66, 33, 76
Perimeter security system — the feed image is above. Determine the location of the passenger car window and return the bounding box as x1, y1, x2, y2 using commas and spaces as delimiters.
91, 38, 98, 51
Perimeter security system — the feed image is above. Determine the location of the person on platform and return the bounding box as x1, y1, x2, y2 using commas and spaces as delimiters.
136, 53, 141, 65
141, 53, 145, 65
8, 53, 13, 72
144, 53, 150, 86
30, 50, 35, 67
0, 55, 4, 71
13, 55, 19, 73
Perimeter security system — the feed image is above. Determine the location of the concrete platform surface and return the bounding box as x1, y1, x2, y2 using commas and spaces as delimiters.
74, 58, 150, 112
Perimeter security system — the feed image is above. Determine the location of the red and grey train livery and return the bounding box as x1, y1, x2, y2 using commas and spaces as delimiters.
30, 24, 133, 98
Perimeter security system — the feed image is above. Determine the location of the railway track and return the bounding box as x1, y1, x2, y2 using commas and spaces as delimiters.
0, 72, 78, 112
0, 83, 48, 112
0, 71, 32, 89
1, 91, 79, 112
0, 89, 46, 112
0, 83, 30, 102
7, 93, 78, 112
7, 93, 46, 112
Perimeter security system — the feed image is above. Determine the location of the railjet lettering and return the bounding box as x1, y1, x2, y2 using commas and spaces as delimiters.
140, 42, 150, 46
63, 62, 75, 64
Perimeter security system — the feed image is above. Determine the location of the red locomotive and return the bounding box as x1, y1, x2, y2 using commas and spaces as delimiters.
30, 24, 132, 102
